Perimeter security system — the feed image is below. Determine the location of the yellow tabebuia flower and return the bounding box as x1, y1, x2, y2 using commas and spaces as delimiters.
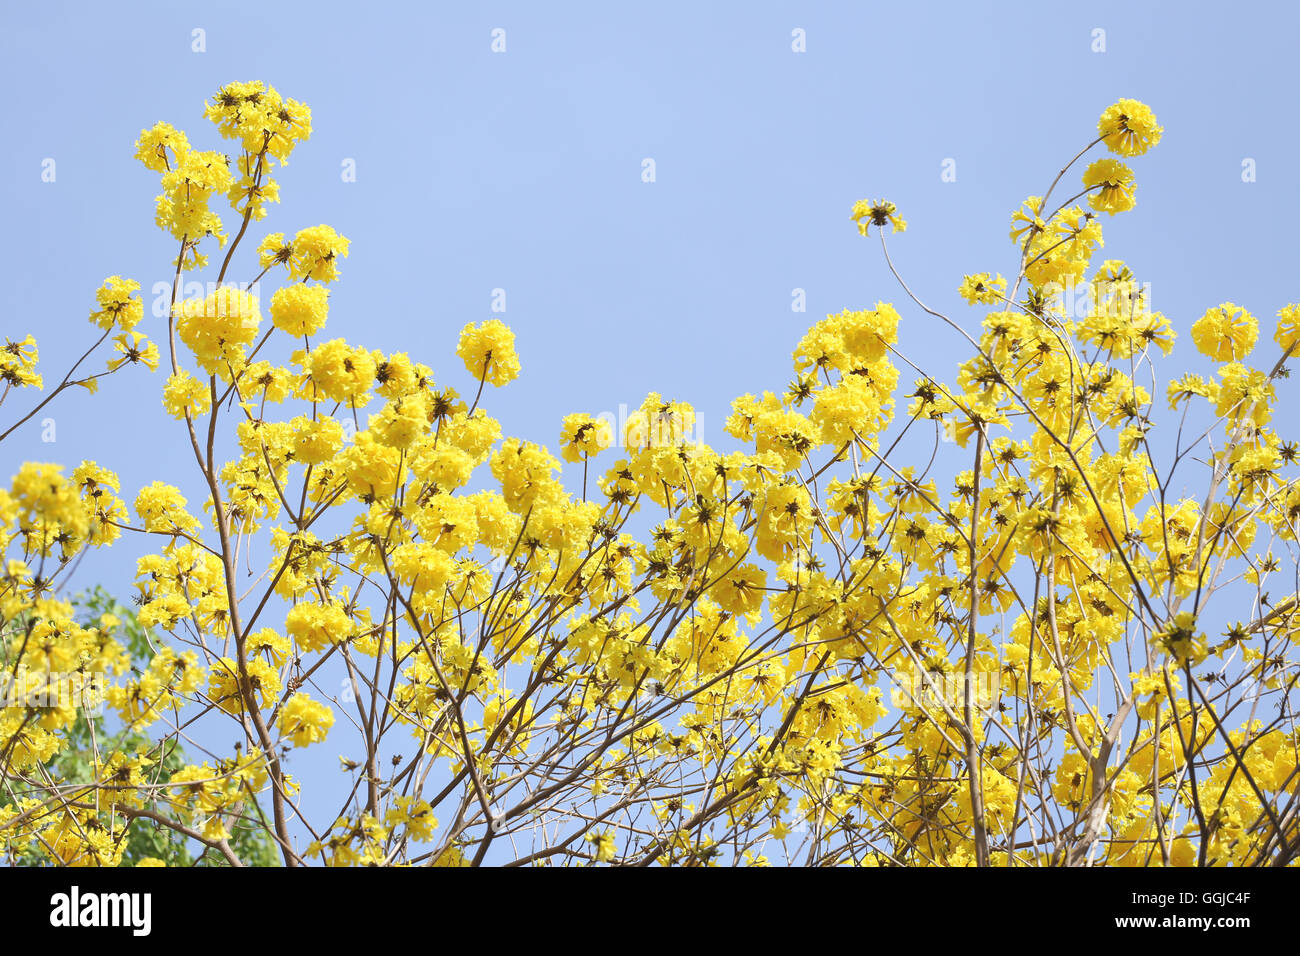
279, 693, 335, 747
1191, 302, 1258, 361
456, 319, 521, 386
1097, 98, 1163, 156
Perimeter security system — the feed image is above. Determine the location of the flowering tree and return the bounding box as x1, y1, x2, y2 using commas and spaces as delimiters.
2, 85, 1297, 867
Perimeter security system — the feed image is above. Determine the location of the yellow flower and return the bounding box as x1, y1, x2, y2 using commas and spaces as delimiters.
457, 320, 521, 386
133, 481, 199, 535
811, 377, 885, 445
958, 273, 1006, 305
2, 334, 42, 389
370, 393, 430, 449
1156, 612, 1207, 666
89, 276, 144, 331
290, 415, 346, 463
162, 370, 212, 419
290, 224, 350, 282
107, 331, 159, 372
205, 81, 311, 163
794, 305, 900, 374
300, 338, 376, 405
134, 121, 190, 173
1009, 196, 1047, 244
1082, 158, 1136, 215
270, 284, 329, 337
1215, 362, 1275, 425
226, 154, 281, 220
278, 693, 335, 747
386, 798, 438, 842
207, 656, 280, 714
242, 360, 294, 403
154, 149, 235, 265
1131, 311, 1177, 356
850, 198, 906, 236
712, 563, 766, 618
1190, 302, 1258, 360
176, 286, 262, 373
286, 600, 354, 652
560, 412, 614, 462
373, 351, 423, 398
587, 830, 617, 862
257, 232, 294, 271
1274, 303, 1300, 351
247, 627, 292, 666
1097, 98, 1162, 156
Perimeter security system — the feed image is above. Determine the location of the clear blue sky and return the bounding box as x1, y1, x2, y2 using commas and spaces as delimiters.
3, 0, 1297, 851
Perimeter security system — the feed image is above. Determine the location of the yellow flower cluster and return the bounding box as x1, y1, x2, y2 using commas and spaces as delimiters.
176, 286, 262, 375
457, 319, 521, 386
4, 91, 1298, 871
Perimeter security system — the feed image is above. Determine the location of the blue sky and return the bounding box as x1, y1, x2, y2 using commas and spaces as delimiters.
3, 0, 1298, 855
6, 0, 1298, 528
